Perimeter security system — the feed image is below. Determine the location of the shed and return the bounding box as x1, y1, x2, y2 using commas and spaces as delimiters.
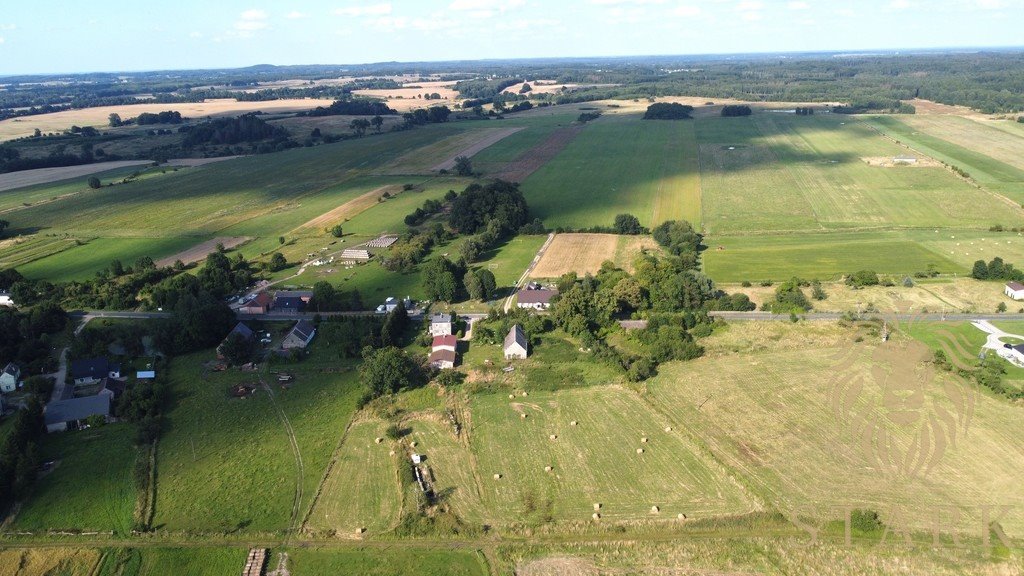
429, 349, 457, 370
1006, 281, 1024, 301
503, 324, 529, 360
239, 291, 272, 314
282, 320, 317, 350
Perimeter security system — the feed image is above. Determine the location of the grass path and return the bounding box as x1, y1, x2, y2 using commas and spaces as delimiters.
259, 371, 305, 540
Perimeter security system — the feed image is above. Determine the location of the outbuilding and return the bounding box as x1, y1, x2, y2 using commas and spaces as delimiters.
282, 320, 317, 350
503, 324, 529, 360
0, 362, 19, 393
44, 394, 111, 433
1006, 281, 1024, 301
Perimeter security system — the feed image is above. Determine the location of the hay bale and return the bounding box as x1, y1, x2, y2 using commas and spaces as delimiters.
636, 448, 644, 454
509, 394, 515, 399
522, 391, 528, 397
650, 506, 660, 514
677, 513, 687, 520
520, 413, 528, 419
570, 420, 578, 426
355, 527, 366, 534
592, 513, 601, 520
593, 503, 601, 511
549, 434, 557, 440
494, 473, 502, 480
544, 466, 553, 472
389, 450, 395, 456
410, 441, 417, 448
375, 437, 383, 444
664, 426, 672, 432
641, 437, 648, 443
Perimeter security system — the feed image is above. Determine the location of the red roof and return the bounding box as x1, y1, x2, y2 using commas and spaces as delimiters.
1008, 282, 1024, 292
429, 349, 457, 364
432, 335, 458, 349
247, 292, 272, 307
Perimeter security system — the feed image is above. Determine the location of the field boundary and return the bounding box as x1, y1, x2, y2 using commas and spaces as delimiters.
494, 124, 586, 182
431, 127, 524, 172
293, 184, 403, 233
154, 236, 252, 268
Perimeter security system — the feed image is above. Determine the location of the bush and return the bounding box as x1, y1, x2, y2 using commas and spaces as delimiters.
385, 424, 403, 440
845, 270, 879, 288
87, 176, 101, 189
850, 509, 884, 533
720, 105, 753, 117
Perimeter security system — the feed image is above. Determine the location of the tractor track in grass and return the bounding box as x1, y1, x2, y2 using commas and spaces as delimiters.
259, 372, 304, 542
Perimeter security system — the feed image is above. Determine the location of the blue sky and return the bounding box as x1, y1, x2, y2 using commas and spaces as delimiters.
0, 0, 1021, 75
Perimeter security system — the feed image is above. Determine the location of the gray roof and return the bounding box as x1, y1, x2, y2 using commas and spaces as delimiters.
71, 358, 109, 379
2, 362, 18, 377
1008, 281, 1024, 291
276, 290, 313, 299
431, 312, 452, 324
517, 289, 557, 304
289, 320, 316, 342
227, 322, 255, 341
44, 394, 111, 425
504, 324, 528, 351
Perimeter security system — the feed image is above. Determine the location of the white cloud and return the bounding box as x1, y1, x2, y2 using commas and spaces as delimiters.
736, 0, 763, 10
590, 0, 665, 4
0, 37, 5, 44
787, 1, 810, 9
448, 0, 524, 18
495, 18, 560, 31
740, 11, 762, 20
234, 9, 269, 32
886, 0, 916, 10
189, 31, 202, 38
673, 5, 701, 16
286, 11, 308, 19
334, 3, 393, 17
0, 24, 15, 31
835, 7, 855, 17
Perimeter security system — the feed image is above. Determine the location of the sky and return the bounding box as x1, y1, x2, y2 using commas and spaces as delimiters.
0, 0, 1021, 75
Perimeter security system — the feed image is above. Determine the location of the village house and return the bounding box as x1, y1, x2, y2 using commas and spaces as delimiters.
429, 313, 453, 336
516, 287, 558, 310
239, 291, 272, 314
272, 294, 307, 314
0, 290, 14, 307
282, 320, 316, 350
71, 358, 120, 386
432, 334, 457, 353
503, 324, 529, 360
217, 322, 255, 359
429, 349, 457, 370
1005, 281, 1024, 301
44, 394, 111, 433
376, 296, 413, 314
0, 362, 19, 393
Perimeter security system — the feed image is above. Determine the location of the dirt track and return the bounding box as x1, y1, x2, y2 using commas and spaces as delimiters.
431, 127, 524, 171
494, 124, 584, 182
155, 236, 251, 268
296, 185, 402, 232
0, 161, 153, 193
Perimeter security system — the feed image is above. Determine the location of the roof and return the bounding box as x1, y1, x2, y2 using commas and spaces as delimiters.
246, 292, 273, 308
276, 290, 313, 299
517, 289, 558, 305
44, 394, 111, 425
1007, 282, 1024, 291
432, 334, 458, 349
1013, 344, 1024, 354
226, 322, 255, 341
504, 324, 528, 351
137, 371, 156, 379
71, 358, 109, 379
274, 296, 306, 310
340, 249, 371, 259
431, 312, 452, 324
429, 349, 457, 364
289, 320, 316, 342
100, 378, 126, 399
2, 362, 18, 376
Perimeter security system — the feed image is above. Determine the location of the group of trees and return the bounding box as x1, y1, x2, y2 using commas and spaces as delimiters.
643, 102, 693, 120
181, 114, 292, 147
448, 180, 530, 234
794, 107, 815, 115
135, 111, 184, 125
0, 400, 45, 509
303, 100, 397, 117
0, 298, 68, 374
720, 105, 752, 117
401, 106, 451, 127
972, 256, 1024, 281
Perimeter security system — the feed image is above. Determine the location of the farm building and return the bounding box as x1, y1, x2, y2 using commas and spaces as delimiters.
0, 362, 19, 393
516, 287, 558, 310
377, 296, 412, 314
432, 334, 457, 353
429, 313, 453, 336
217, 322, 255, 359
1005, 282, 1024, 300
366, 235, 399, 248
282, 320, 317, 350
44, 394, 111, 433
504, 324, 529, 360
429, 349, 457, 370
98, 378, 126, 401
136, 370, 156, 380
0, 290, 13, 307
273, 295, 307, 313
240, 291, 272, 314
71, 358, 120, 385
340, 249, 371, 262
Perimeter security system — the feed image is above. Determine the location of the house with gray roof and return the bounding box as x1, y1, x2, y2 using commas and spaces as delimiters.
283, 320, 316, 350
44, 394, 111, 433
503, 324, 529, 360
0, 362, 19, 393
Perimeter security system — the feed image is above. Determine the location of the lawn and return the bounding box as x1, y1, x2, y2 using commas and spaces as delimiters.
152, 349, 362, 533
13, 423, 139, 534
475, 234, 546, 287
646, 326, 1024, 538
519, 113, 701, 229
285, 547, 489, 576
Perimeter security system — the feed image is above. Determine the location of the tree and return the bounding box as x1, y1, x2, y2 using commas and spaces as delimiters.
359, 346, 423, 399
311, 281, 336, 312
88, 177, 101, 189
330, 224, 344, 238
108, 113, 122, 127
845, 270, 880, 288
476, 269, 496, 300
613, 213, 643, 235
464, 270, 483, 301
350, 118, 371, 136
422, 257, 459, 302
269, 252, 287, 272
721, 105, 753, 117
997, 302, 1008, 313
448, 180, 529, 234
278, 236, 286, 245
371, 115, 384, 132
519, 83, 533, 93
0, 220, 8, 238
971, 259, 989, 279
219, 332, 257, 365
454, 156, 473, 177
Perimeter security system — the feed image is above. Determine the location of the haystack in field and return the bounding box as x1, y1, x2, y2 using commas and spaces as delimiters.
650, 506, 660, 514
636, 448, 644, 454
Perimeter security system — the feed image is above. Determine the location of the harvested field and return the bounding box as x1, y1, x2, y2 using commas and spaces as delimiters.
165, 156, 244, 167
0, 160, 153, 192
0, 98, 335, 142
295, 185, 402, 232
154, 236, 251, 268
0, 548, 100, 576
0, 234, 81, 269
531, 233, 658, 278
494, 124, 584, 182
861, 156, 941, 167
431, 127, 524, 171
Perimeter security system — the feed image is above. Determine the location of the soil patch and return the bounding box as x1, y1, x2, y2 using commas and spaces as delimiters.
296, 184, 403, 232
494, 124, 585, 182
155, 236, 251, 268
0, 161, 153, 193
431, 127, 524, 171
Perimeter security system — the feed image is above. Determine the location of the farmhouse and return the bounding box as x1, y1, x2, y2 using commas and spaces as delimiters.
71, 358, 120, 385
429, 313, 453, 336
282, 320, 316, 350
429, 349, 457, 370
340, 249, 371, 262
217, 322, 255, 359
273, 295, 307, 314
0, 362, 19, 393
98, 377, 126, 401
240, 291, 272, 314
504, 324, 529, 360
44, 394, 111, 433
0, 290, 13, 307
1005, 282, 1024, 300
432, 334, 457, 353
516, 287, 558, 310
376, 296, 412, 314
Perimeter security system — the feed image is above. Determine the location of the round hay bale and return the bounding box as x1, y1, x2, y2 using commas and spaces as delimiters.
522, 391, 528, 397
389, 450, 395, 456
641, 437, 648, 443
636, 448, 644, 454
677, 513, 687, 520
520, 413, 528, 419
549, 434, 557, 440
664, 426, 672, 432
356, 527, 366, 534
509, 394, 515, 399
650, 506, 660, 514
375, 437, 383, 444
592, 513, 601, 520
544, 465, 553, 472
494, 473, 502, 480
570, 420, 578, 426
410, 441, 417, 448
593, 503, 601, 511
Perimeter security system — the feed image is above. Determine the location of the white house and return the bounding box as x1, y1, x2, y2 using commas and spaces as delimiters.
282, 320, 316, 350
431, 334, 457, 353
429, 313, 453, 336
0, 290, 14, 307
516, 287, 558, 310
0, 362, 19, 393
503, 325, 529, 360
429, 349, 457, 370
1005, 282, 1024, 301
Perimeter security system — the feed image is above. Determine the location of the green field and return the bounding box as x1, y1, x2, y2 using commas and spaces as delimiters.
0, 234, 81, 269
520, 114, 701, 229
12, 423, 139, 534
18, 236, 200, 282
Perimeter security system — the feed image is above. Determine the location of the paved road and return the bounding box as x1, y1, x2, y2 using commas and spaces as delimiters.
708, 311, 1024, 322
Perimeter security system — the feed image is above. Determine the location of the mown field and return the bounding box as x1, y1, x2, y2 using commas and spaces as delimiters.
285, 547, 489, 576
